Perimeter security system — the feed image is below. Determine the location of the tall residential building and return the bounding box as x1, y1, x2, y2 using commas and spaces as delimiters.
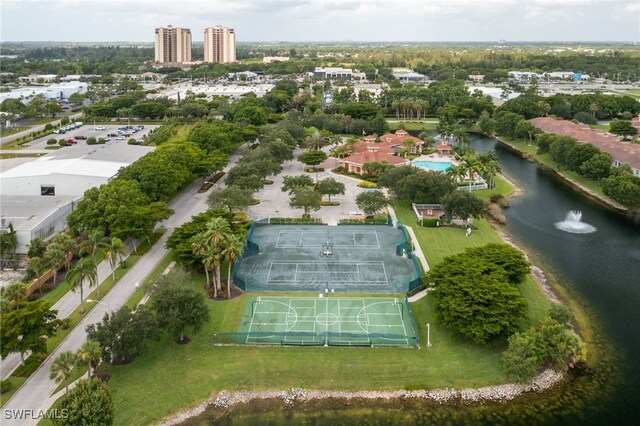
154, 26, 192, 64
204, 26, 236, 63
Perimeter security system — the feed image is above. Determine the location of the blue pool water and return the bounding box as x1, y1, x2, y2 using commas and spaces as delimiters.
411, 161, 452, 172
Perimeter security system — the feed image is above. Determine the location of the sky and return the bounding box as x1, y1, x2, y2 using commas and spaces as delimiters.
1, 0, 639, 43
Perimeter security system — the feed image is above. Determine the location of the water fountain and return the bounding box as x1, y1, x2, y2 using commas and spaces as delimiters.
554, 210, 597, 234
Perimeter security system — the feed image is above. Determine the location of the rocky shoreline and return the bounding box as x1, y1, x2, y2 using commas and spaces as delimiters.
158, 370, 564, 426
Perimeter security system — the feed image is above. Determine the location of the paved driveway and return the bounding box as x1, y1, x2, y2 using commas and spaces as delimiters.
248, 149, 365, 224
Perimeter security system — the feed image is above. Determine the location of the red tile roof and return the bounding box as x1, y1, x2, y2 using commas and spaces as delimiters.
351, 131, 423, 154
340, 150, 409, 167
530, 117, 640, 171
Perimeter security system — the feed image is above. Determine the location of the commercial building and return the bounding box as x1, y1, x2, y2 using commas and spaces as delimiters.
314, 67, 353, 80
0, 140, 154, 253
204, 26, 236, 63
154, 26, 192, 64
392, 69, 428, 83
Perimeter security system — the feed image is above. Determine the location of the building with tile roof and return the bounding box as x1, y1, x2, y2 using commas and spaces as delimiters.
530, 117, 640, 176
338, 130, 423, 173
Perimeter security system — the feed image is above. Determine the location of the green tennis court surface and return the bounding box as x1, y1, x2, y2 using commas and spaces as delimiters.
227, 296, 419, 347
233, 224, 422, 294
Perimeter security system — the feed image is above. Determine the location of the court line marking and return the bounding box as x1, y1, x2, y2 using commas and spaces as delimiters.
275, 230, 380, 249
380, 261, 390, 286
397, 302, 409, 345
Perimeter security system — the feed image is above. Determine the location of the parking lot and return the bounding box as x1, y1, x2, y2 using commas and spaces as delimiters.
23, 124, 160, 151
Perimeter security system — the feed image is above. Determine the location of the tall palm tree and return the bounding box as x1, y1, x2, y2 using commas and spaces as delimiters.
589, 103, 599, 121
79, 230, 109, 295
106, 237, 127, 280
197, 217, 232, 293
43, 243, 66, 286
67, 257, 97, 314
2, 283, 27, 311
222, 235, 244, 299
76, 340, 102, 379
461, 154, 482, 190
192, 235, 216, 297
479, 151, 502, 189
49, 351, 78, 393
51, 233, 75, 271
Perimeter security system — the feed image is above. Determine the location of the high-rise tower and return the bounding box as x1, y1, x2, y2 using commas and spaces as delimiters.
204, 26, 236, 63
154, 26, 192, 64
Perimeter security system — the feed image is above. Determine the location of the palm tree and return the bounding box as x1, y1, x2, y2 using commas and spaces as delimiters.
76, 340, 102, 379
589, 103, 599, 121
2, 283, 27, 311
79, 230, 110, 265
479, 151, 502, 189
197, 217, 232, 292
105, 237, 127, 280
401, 138, 417, 157
304, 130, 325, 151
222, 235, 244, 299
43, 243, 66, 285
67, 257, 97, 314
27, 256, 45, 292
461, 154, 482, 190
446, 164, 465, 184
537, 101, 551, 117
49, 351, 78, 393
51, 233, 75, 271
192, 236, 217, 297
79, 230, 109, 295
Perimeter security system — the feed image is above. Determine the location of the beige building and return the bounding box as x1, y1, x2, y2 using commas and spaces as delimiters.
204, 26, 236, 63
154, 26, 192, 64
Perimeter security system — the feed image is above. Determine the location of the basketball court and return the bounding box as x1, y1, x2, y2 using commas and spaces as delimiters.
229, 296, 419, 347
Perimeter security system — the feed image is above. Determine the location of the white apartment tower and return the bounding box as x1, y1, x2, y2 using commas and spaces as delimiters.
154, 26, 192, 64
204, 26, 236, 63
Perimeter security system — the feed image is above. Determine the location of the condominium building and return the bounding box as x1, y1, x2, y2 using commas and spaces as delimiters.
154, 26, 192, 64
204, 26, 236, 63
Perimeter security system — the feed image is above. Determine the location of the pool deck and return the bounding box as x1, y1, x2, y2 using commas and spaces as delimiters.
412, 153, 459, 164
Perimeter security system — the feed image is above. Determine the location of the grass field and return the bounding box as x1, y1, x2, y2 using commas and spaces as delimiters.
387, 121, 439, 131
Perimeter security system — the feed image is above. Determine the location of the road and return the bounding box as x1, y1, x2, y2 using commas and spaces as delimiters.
0, 113, 83, 146
0, 145, 248, 426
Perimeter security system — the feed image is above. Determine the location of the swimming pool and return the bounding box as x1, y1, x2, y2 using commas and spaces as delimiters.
411, 161, 452, 172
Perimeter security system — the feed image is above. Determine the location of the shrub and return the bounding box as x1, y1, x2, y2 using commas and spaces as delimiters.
0, 379, 12, 394
86, 137, 97, 145
47, 138, 57, 146
58, 139, 67, 147
98, 138, 106, 144
419, 218, 439, 227
357, 181, 378, 188
128, 138, 136, 145
44, 123, 54, 131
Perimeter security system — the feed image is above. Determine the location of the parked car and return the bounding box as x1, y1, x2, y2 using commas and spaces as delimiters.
65, 139, 77, 145
115, 136, 126, 140
74, 135, 87, 140
107, 133, 118, 137
94, 126, 106, 131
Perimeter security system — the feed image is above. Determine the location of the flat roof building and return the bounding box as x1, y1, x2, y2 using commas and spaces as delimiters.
314, 67, 353, 80
204, 26, 236, 63
155, 26, 192, 64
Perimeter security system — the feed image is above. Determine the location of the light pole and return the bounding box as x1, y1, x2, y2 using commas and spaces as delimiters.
426, 323, 432, 347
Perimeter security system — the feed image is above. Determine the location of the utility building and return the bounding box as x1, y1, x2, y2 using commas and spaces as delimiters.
204, 26, 236, 63
154, 26, 192, 64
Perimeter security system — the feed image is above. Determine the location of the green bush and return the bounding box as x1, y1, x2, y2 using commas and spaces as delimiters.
419, 218, 439, 227
46, 138, 57, 145
0, 379, 12, 394
86, 136, 97, 145
128, 138, 136, 145
44, 123, 53, 131
357, 181, 378, 188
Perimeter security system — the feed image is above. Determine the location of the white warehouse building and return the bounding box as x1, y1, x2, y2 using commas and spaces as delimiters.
0, 158, 127, 197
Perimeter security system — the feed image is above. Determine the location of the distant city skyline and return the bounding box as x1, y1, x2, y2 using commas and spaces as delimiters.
1, 0, 639, 43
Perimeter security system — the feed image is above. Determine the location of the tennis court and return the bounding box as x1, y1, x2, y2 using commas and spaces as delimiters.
229, 296, 419, 347
233, 224, 422, 293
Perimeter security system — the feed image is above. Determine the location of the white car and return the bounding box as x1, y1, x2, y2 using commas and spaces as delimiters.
115, 136, 126, 140
94, 126, 106, 131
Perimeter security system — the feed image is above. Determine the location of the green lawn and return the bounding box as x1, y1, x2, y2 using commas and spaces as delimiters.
589, 124, 610, 131
473, 175, 514, 202
387, 121, 439, 131
0, 126, 28, 137
104, 278, 511, 425
501, 138, 610, 200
